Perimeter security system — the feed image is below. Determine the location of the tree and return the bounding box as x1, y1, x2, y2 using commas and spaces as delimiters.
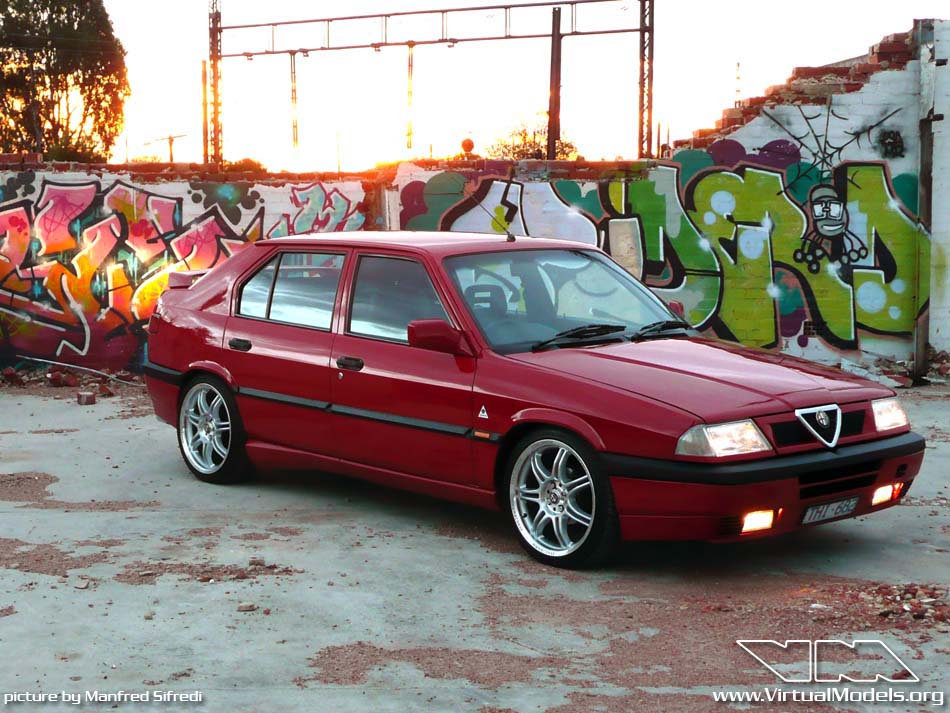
0, 0, 129, 161
485, 119, 578, 161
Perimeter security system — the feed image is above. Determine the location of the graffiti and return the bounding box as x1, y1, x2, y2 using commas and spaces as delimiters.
0, 175, 365, 369
397, 140, 929, 365
795, 183, 868, 273
267, 183, 365, 238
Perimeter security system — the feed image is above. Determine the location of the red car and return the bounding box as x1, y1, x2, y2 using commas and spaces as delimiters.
145, 232, 925, 568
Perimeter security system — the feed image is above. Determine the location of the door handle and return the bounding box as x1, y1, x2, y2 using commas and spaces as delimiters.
228, 337, 252, 352
336, 356, 364, 371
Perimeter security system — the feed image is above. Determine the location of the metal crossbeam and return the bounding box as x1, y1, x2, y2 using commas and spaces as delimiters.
206, 0, 653, 164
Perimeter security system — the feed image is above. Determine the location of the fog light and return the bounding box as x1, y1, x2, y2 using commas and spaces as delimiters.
872, 484, 897, 506
741, 509, 774, 533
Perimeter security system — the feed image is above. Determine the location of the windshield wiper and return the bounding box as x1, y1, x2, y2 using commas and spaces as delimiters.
531, 323, 627, 352
629, 319, 693, 341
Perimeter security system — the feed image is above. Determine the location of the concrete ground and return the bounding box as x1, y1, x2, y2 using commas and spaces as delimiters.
0, 384, 948, 712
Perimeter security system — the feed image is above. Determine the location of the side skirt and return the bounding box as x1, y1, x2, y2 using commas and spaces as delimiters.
244, 440, 500, 511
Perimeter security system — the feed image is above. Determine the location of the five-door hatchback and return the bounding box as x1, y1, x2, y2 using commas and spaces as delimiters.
145, 232, 925, 568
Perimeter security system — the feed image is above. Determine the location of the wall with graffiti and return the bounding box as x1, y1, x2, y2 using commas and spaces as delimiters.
0, 51, 936, 374
395, 131, 928, 370
0, 171, 365, 369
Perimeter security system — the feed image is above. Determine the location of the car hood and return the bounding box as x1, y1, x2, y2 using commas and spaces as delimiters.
507, 337, 891, 422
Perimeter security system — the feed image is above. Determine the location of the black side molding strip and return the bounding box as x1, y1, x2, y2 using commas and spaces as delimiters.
143, 359, 183, 386
233, 385, 498, 441
237, 386, 329, 411
330, 403, 471, 437
602, 431, 926, 485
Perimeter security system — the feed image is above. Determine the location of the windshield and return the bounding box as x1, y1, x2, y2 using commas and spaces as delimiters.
445, 248, 676, 354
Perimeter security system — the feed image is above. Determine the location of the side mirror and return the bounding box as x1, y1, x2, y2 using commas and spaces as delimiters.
408, 319, 473, 357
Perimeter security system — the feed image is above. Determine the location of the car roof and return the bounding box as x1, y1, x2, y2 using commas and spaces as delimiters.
260, 231, 597, 258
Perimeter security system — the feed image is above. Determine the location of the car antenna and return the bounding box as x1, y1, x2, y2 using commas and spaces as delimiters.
471, 195, 517, 241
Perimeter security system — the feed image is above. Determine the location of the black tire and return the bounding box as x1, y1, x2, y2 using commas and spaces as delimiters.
504, 428, 619, 568
176, 375, 253, 484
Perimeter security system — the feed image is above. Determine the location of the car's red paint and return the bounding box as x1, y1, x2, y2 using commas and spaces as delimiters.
145, 231, 925, 542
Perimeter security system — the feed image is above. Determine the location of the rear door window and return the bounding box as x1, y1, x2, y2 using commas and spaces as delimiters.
237, 252, 344, 330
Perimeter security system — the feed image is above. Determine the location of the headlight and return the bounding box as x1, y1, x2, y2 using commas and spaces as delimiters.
872, 397, 908, 431
675, 419, 772, 458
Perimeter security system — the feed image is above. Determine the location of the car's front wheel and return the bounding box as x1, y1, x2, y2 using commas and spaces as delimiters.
506, 429, 619, 568
177, 376, 252, 484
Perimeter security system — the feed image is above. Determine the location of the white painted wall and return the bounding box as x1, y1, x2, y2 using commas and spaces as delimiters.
929, 20, 950, 351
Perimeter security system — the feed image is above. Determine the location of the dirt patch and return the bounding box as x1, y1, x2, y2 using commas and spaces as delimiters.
0, 538, 109, 577
73, 539, 126, 548
114, 560, 301, 585
232, 532, 271, 541
432, 519, 521, 555
901, 384, 950, 401
0, 606, 15, 617
266, 526, 303, 537
0, 471, 158, 511
470, 571, 942, 694
545, 690, 847, 713
922, 425, 950, 442
0, 472, 56, 503
185, 528, 221, 538
295, 641, 563, 689
901, 495, 950, 508
104, 391, 154, 420
31, 498, 159, 512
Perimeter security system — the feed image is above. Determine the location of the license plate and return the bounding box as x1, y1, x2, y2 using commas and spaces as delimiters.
802, 496, 860, 524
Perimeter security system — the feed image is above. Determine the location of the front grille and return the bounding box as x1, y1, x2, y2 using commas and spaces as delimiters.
771, 410, 865, 448
798, 460, 881, 499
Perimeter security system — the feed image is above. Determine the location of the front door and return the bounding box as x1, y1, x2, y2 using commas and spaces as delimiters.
224, 249, 346, 454
329, 253, 476, 485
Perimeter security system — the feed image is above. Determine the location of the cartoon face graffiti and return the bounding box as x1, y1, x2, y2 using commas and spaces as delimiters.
793, 184, 868, 274
810, 184, 847, 238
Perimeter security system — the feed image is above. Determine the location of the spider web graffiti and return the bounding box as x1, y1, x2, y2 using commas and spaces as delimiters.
761, 100, 901, 273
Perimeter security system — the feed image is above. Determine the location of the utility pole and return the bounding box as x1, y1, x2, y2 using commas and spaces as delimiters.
546, 7, 562, 160
201, 60, 209, 163
407, 42, 414, 150
638, 0, 654, 158
290, 52, 298, 147
146, 134, 187, 163
25, 47, 43, 154
209, 0, 223, 164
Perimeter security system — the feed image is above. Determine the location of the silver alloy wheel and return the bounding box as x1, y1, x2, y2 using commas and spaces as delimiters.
179, 382, 232, 475
510, 438, 596, 557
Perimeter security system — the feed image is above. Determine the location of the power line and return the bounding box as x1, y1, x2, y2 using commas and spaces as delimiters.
206, 0, 653, 163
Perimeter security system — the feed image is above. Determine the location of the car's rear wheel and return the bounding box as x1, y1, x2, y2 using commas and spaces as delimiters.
506, 429, 619, 568
177, 376, 252, 484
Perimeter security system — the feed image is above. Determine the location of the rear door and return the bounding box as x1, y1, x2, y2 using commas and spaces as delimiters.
224, 249, 347, 454
328, 252, 477, 485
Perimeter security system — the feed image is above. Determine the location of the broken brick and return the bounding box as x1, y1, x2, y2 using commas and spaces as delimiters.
2, 367, 23, 386
77, 391, 97, 406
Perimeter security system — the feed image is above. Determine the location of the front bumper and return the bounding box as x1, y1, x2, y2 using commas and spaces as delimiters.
603, 432, 926, 541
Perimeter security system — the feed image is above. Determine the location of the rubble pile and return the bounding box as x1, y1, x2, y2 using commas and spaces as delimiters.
1, 363, 143, 402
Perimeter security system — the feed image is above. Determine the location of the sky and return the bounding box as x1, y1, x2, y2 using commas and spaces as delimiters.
102, 0, 949, 171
